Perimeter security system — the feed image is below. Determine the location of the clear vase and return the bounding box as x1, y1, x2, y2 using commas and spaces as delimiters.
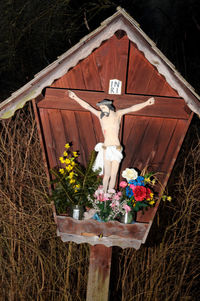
71, 205, 83, 220
120, 211, 135, 224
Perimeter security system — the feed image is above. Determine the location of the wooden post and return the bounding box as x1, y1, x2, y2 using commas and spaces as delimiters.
86, 245, 112, 301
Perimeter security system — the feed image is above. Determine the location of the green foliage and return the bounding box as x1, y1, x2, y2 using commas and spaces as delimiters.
50, 145, 102, 214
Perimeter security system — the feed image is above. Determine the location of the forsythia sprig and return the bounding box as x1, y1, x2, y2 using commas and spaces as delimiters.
59, 143, 80, 192
50, 142, 102, 213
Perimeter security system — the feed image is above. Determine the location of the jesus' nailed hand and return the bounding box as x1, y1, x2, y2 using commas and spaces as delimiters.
67, 90, 155, 192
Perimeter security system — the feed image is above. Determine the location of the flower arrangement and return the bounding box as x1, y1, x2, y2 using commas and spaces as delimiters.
50, 143, 171, 222
86, 167, 169, 223
50, 143, 102, 214
119, 168, 157, 213
86, 186, 123, 222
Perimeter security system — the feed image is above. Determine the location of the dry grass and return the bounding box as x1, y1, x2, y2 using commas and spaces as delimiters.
0, 104, 199, 300
111, 117, 200, 301
0, 104, 89, 301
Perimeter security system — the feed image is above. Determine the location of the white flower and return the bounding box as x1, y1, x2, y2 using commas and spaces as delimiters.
122, 168, 138, 181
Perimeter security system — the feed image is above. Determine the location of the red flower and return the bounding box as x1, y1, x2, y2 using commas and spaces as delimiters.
133, 186, 147, 201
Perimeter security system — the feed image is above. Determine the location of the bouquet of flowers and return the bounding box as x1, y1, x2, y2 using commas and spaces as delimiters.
86, 167, 158, 222
50, 143, 102, 214
119, 168, 157, 214
86, 186, 123, 222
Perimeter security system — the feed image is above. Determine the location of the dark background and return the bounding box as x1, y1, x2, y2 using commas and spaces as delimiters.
1, 2, 200, 300
1, 0, 200, 103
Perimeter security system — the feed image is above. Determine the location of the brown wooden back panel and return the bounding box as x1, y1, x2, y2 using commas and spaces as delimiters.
39, 107, 104, 168
127, 42, 179, 97
36, 32, 193, 224
52, 34, 129, 93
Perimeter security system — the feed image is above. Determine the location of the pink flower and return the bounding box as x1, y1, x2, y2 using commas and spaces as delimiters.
94, 187, 110, 202
130, 184, 136, 191
123, 204, 131, 213
113, 193, 121, 201
111, 200, 119, 208
98, 193, 109, 202
119, 181, 127, 188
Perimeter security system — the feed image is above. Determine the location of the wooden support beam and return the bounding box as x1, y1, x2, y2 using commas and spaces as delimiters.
86, 245, 112, 301
38, 88, 190, 120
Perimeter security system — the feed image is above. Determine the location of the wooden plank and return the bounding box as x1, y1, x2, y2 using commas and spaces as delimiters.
160, 81, 179, 96
60, 110, 84, 164
52, 33, 129, 93
38, 88, 190, 119
121, 116, 149, 171
111, 95, 190, 119
147, 70, 167, 96
53, 62, 86, 90
51, 73, 70, 88
159, 116, 193, 189
136, 116, 193, 223
40, 108, 103, 169
127, 42, 179, 97
123, 117, 178, 222
102, 34, 129, 93
56, 216, 149, 241
91, 34, 129, 93
32, 97, 51, 186
46, 109, 68, 165
86, 245, 112, 301
55, 214, 150, 248
39, 108, 58, 168
73, 111, 97, 166
150, 118, 179, 172
129, 117, 162, 171
38, 89, 106, 110
80, 53, 103, 91
127, 43, 162, 95
120, 115, 166, 222
60, 109, 98, 167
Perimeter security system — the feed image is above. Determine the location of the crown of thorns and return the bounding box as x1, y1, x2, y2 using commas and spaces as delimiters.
96, 99, 113, 107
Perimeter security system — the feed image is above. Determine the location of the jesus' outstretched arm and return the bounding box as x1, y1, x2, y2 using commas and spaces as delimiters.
67, 90, 100, 117
117, 97, 155, 117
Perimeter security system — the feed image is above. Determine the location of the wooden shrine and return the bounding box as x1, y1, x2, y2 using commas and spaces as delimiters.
1, 7, 200, 301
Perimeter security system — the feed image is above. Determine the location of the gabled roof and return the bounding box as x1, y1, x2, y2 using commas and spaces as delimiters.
1, 6, 200, 119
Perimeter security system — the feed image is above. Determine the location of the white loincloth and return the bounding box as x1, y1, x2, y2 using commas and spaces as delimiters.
93, 143, 123, 175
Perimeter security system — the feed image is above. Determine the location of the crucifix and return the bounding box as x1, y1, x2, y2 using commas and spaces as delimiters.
68, 89, 155, 192
61, 74, 156, 301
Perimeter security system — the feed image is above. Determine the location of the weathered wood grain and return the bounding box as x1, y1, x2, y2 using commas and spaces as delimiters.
57, 216, 149, 239
38, 88, 190, 119
55, 216, 150, 249
86, 245, 112, 301
127, 42, 179, 97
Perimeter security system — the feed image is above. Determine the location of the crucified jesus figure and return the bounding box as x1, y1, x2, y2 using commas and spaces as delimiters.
68, 90, 155, 192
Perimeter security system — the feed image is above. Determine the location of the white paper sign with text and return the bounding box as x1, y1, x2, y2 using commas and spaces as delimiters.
108, 79, 122, 95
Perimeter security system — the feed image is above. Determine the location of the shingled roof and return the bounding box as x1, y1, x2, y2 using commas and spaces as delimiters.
1, 6, 200, 119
